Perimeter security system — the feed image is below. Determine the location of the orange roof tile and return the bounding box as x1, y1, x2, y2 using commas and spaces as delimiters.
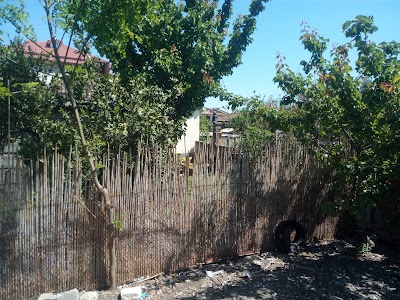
24, 39, 108, 65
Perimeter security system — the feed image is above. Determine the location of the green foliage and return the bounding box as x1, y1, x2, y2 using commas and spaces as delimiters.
62, 0, 270, 119
0, 0, 34, 40
0, 38, 45, 85
220, 89, 248, 110
199, 112, 212, 142
0, 38, 50, 153
0, 40, 185, 158
356, 242, 372, 256
112, 216, 123, 231
272, 16, 400, 214
229, 94, 291, 148
65, 60, 186, 155
0, 82, 11, 98
2, 0, 270, 161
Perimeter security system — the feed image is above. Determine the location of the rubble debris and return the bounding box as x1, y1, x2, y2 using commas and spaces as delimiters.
38, 240, 399, 300
252, 257, 285, 271
205, 270, 226, 286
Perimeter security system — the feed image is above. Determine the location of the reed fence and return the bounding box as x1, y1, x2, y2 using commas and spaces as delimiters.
0, 140, 349, 299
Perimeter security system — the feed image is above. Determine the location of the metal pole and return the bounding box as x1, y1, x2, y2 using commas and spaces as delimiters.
212, 109, 216, 145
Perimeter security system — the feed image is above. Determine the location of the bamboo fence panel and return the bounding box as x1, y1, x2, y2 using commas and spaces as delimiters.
0, 140, 347, 299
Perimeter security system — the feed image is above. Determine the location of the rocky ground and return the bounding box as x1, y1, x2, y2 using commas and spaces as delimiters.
96, 239, 400, 300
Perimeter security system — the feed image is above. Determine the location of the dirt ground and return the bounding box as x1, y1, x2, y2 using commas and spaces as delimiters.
98, 240, 400, 300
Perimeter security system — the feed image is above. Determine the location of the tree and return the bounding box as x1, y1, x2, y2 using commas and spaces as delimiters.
229, 94, 293, 149
272, 16, 400, 214
61, 0, 270, 119
2, 0, 270, 288
0, 38, 186, 288
68, 64, 186, 153
2, 0, 271, 155
199, 112, 212, 142
0, 0, 33, 127
0, 0, 33, 40
0, 38, 50, 153
0, 40, 184, 158
2, 0, 119, 288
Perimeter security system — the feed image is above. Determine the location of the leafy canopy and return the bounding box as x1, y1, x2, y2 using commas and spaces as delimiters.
199, 112, 212, 142
229, 94, 293, 149
62, 0, 270, 118
0, 0, 33, 41
231, 16, 400, 215
273, 15, 400, 214
0, 40, 186, 157
1, 0, 270, 157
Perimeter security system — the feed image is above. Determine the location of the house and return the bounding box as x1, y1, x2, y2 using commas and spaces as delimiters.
201, 107, 240, 146
202, 107, 230, 124
23, 39, 110, 84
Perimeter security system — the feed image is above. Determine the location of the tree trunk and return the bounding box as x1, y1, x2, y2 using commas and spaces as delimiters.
43, 0, 116, 289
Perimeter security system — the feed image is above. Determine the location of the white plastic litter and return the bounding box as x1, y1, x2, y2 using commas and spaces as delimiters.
120, 286, 144, 300
205, 270, 224, 278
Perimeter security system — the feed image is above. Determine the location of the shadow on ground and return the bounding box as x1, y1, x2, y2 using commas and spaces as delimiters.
149, 241, 400, 300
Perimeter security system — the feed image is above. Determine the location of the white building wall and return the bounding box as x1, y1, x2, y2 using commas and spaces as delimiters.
38, 65, 59, 85
175, 109, 200, 155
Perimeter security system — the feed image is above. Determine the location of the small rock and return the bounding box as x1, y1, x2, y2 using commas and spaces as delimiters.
253, 259, 264, 267
80, 291, 98, 300
335, 244, 345, 253
289, 243, 300, 254
37, 293, 57, 300
56, 289, 79, 300
243, 270, 252, 279
205, 270, 224, 278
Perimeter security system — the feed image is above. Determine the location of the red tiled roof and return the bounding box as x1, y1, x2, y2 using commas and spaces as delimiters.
24, 39, 108, 65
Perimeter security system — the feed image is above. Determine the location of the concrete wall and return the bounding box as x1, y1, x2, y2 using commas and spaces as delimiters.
176, 109, 200, 154
38, 65, 59, 85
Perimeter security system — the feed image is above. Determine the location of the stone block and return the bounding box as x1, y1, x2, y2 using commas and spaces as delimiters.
120, 286, 143, 300
37, 293, 57, 300
56, 288, 79, 300
80, 291, 98, 300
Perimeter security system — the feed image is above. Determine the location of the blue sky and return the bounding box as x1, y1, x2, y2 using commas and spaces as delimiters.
209, 0, 400, 109
3, 0, 399, 110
